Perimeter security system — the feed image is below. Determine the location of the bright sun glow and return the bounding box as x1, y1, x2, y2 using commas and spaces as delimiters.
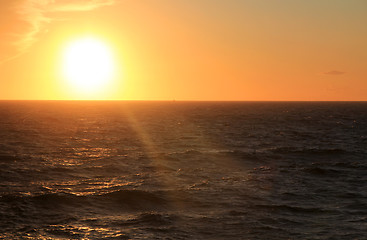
61, 37, 115, 94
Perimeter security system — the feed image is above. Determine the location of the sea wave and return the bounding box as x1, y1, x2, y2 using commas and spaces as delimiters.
271, 147, 350, 155
0, 189, 193, 212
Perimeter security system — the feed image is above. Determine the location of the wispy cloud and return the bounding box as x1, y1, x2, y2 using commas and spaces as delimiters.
48, 0, 115, 12
323, 70, 346, 76
0, 0, 115, 63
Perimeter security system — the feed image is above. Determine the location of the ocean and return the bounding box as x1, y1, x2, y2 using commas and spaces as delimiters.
0, 101, 366, 239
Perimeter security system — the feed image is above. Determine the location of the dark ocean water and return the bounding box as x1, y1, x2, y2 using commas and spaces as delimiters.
0, 101, 366, 239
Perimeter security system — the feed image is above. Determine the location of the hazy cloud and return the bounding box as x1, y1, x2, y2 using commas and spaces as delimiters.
323, 70, 346, 76
46, 0, 115, 12
0, 0, 115, 63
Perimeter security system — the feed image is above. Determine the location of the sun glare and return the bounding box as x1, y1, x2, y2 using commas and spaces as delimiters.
61, 37, 115, 95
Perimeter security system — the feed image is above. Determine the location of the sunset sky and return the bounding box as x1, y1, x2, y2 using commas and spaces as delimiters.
0, 0, 366, 100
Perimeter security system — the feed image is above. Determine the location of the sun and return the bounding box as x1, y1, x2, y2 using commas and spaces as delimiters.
61, 37, 115, 94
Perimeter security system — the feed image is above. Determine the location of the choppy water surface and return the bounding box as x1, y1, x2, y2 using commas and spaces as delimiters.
0, 101, 366, 239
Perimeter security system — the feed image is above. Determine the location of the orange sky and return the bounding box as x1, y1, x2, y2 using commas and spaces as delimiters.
0, 0, 366, 100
